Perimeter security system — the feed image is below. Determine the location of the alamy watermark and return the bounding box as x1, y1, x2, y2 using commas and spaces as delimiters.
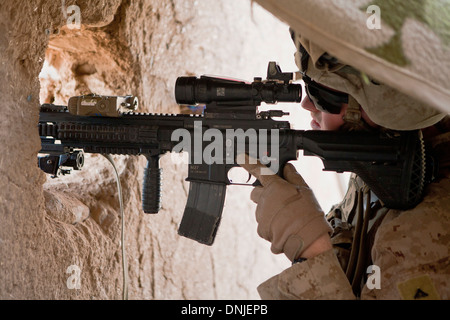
366, 265, 381, 290
59, 3, 380, 32
366, 5, 381, 30
171, 121, 279, 176
62, 0, 81, 30
66, 264, 81, 290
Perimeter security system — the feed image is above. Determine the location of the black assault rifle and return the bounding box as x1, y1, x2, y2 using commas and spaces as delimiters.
38, 62, 427, 245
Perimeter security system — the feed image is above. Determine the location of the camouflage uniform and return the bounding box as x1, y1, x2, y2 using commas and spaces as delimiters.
258, 117, 450, 300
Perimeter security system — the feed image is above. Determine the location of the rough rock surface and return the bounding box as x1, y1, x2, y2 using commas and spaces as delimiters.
0, 0, 306, 299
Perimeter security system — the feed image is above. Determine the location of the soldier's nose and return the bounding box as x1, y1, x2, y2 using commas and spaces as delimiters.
301, 96, 319, 113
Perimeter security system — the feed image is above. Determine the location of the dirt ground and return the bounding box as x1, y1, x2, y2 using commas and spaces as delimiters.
0, 0, 309, 300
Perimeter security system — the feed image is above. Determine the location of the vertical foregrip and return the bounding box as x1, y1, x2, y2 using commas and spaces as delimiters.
142, 156, 162, 214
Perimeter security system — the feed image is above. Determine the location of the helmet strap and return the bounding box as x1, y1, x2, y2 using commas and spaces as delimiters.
341, 96, 373, 132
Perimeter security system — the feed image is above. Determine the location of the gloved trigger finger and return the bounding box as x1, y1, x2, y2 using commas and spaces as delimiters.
283, 163, 308, 187
237, 153, 278, 186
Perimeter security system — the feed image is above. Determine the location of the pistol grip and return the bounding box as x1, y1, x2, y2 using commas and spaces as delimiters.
178, 182, 227, 245
142, 156, 162, 214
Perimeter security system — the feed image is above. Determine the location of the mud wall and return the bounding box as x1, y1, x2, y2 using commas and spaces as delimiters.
0, 0, 304, 299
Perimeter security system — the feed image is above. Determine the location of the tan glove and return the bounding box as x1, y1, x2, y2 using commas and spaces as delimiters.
238, 154, 332, 262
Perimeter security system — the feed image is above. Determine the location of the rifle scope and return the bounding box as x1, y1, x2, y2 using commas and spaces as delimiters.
175, 76, 302, 106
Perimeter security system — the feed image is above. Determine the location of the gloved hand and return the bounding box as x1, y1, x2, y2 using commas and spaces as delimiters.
238, 154, 332, 262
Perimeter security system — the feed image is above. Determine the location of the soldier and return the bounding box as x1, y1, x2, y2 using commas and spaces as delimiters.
240, 31, 449, 299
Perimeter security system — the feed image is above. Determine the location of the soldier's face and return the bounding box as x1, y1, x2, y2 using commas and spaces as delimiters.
301, 95, 347, 131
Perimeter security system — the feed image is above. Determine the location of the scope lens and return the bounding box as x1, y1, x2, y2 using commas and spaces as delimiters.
175, 77, 197, 105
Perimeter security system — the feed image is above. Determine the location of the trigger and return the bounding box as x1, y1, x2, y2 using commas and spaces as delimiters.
252, 179, 262, 187
246, 172, 252, 184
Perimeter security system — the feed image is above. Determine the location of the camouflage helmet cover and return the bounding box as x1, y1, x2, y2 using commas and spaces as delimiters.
296, 35, 446, 130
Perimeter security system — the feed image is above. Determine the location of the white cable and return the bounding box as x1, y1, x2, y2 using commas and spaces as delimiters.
103, 154, 129, 300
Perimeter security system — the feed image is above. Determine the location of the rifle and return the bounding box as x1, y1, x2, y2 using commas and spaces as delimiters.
38, 62, 427, 245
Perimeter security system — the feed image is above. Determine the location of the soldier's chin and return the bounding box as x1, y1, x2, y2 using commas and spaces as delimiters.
311, 119, 321, 130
